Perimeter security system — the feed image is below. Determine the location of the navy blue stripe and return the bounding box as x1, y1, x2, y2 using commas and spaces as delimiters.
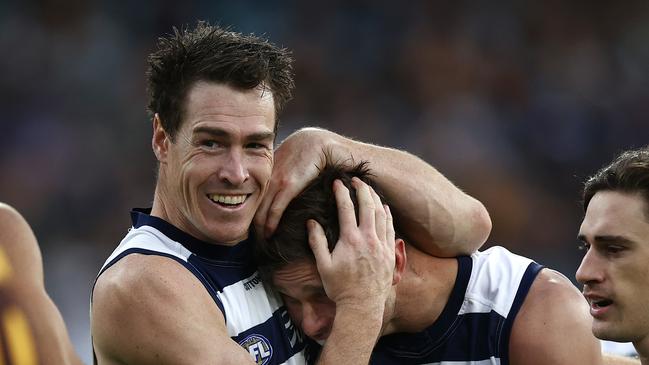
371, 311, 506, 364
93, 248, 225, 316
498, 262, 544, 365
431, 255, 472, 339
131, 208, 256, 262
379, 255, 471, 354
187, 254, 258, 295
374, 256, 473, 361
232, 306, 306, 365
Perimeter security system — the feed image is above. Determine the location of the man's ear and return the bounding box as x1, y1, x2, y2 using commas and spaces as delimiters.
152, 113, 169, 162
393, 238, 407, 285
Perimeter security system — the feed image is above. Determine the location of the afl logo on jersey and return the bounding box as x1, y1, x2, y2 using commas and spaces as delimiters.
240, 334, 273, 364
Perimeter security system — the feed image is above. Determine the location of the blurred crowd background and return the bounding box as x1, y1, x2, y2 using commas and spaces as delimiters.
1, 0, 648, 362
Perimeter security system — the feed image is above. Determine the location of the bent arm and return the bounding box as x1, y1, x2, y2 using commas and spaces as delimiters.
0, 203, 82, 365
509, 269, 603, 365
256, 127, 491, 256
92, 255, 255, 365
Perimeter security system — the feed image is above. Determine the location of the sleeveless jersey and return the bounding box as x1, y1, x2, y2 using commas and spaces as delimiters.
306, 246, 543, 365
94, 209, 306, 365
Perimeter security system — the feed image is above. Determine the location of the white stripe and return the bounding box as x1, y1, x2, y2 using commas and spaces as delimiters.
219, 271, 284, 336
100, 226, 192, 272
460, 246, 533, 317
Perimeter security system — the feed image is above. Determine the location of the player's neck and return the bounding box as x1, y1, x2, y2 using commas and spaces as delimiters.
387, 248, 457, 334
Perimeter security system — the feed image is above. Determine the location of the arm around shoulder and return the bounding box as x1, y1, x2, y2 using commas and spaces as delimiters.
304, 128, 492, 256
264, 127, 491, 256
92, 254, 255, 365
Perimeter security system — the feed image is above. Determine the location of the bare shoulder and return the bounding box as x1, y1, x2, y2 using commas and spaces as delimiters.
509, 268, 603, 365
528, 268, 583, 300
0, 202, 32, 237
0, 203, 42, 282
92, 253, 254, 365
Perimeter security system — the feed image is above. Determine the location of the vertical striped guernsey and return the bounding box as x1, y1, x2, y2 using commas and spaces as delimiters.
94, 208, 306, 365
305, 246, 544, 365
373, 246, 542, 365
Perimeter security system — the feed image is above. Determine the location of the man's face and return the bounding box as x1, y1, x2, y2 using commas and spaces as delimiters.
272, 260, 336, 343
157, 81, 275, 245
576, 190, 649, 344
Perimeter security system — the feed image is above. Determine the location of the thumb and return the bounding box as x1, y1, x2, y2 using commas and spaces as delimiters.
307, 219, 331, 271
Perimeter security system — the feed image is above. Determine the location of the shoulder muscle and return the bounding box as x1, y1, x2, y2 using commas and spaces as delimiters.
92, 254, 254, 365
509, 268, 602, 365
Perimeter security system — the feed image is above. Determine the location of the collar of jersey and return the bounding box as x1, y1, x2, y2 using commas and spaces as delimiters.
376, 255, 472, 353
129, 207, 255, 262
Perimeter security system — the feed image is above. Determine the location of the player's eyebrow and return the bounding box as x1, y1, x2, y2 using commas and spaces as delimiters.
577, 234, 634, 245
193, 125, 274, 141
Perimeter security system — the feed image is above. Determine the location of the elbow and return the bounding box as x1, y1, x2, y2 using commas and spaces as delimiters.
473, 201, 492, 248
455, 200, 491, 255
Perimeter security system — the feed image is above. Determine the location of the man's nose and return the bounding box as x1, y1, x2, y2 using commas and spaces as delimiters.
576, 249, 604, 285
301, 304, 329, 340
218, 149, 249, 186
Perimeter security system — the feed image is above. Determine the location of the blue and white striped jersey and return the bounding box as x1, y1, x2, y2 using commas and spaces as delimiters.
371, 246, 543, 365
305, 246, 543, 365
94, 209, 306, 365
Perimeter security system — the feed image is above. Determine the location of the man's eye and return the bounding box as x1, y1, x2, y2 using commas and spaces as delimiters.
282, 295, 299, 305
247, 142, 268, 149
201, 140, 219, 148
605, 245, 624, 255
578, 242, 590, 251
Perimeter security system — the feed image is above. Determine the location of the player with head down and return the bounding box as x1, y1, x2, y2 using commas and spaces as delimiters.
256, 157, 607, 365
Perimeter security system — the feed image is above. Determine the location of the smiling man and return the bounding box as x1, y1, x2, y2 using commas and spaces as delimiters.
90, 23, 303, 365
90, 22, 493, 365
577, 147, 649, 365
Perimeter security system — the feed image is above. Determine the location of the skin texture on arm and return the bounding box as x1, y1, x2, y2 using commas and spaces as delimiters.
509, 268, 603, 365
91, 254, 255, 365
255, 127, 491, 257
0, 203, 82, 365
309, 179, 396, 365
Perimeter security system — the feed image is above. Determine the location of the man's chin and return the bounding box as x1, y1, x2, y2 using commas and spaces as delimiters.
593, 322, 634, 343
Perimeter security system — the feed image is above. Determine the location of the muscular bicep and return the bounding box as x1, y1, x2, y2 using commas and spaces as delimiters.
92, 255, 255, 365
509, 269, 603, 365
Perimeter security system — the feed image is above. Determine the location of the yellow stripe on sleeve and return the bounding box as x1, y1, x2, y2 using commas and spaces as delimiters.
3, 306, 38, 365
0, 248, 13, 284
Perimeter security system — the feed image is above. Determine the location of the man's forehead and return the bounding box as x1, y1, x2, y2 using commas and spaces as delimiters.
273, 261, 321, 287
182, 81, 275, 123
580, 190, 649, 239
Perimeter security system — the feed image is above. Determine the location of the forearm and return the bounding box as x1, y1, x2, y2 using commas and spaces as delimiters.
310, 127, 491, 256
316, 305, 383, 365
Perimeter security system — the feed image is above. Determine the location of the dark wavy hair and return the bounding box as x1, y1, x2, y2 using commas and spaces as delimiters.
583, 147, 649, 218
255, 155, 400, 282
146, 21, 294, 140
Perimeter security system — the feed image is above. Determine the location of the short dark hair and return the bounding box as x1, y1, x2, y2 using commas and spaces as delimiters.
583, 147, 649, 217
255, 157, 394, 281
146, 21, 294, 140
